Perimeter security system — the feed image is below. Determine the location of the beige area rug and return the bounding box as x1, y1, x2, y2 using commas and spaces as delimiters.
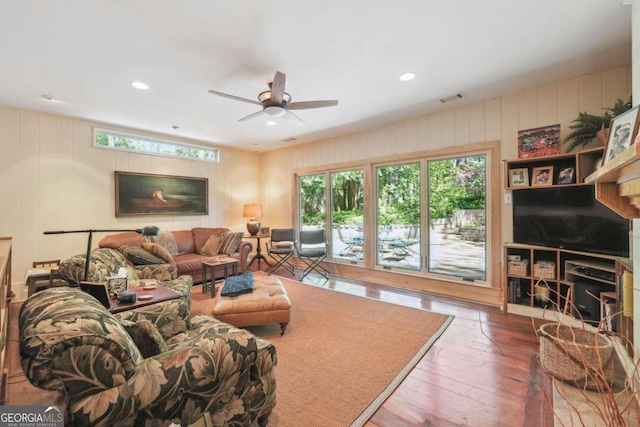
191, 275, 453, 427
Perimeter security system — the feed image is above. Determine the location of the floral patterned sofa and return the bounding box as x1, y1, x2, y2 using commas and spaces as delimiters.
20, 248, 277, 426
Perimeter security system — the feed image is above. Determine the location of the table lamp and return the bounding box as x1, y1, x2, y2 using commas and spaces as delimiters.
243, 203, 263, 236
44, 226, 161, 282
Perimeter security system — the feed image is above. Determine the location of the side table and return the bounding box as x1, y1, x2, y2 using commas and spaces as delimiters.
25, 266, 62, 296
202, 256, 239, 297
245, 233, 273, 271
110, 284, 181, 314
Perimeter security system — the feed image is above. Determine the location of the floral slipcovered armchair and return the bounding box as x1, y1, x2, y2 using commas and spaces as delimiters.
59, 247, 178, 285
19, 286, 277, 426
58, 248, 191, 338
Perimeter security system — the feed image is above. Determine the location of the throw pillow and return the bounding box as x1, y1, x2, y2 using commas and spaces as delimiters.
219, 232, 245, 256
145, 231, 178, 256
120, 318, 168, 358
199, 234, 223, 256
119, 245, 165, 265
220, 271, 254, 297
275, 241, 294, 248
141, 242, 175, 264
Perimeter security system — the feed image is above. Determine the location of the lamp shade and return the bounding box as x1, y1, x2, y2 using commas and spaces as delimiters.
243, 204, 262, 236
243, 204, 263, 218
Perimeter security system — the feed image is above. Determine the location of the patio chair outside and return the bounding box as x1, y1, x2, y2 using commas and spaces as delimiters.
335, 226, 363, 259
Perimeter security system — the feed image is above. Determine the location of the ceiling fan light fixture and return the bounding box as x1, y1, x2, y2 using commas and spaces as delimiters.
264, 105, 286, 117
258, 91, 291, 103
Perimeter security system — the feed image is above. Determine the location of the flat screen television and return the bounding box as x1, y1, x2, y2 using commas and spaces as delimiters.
513, 186, 630, 257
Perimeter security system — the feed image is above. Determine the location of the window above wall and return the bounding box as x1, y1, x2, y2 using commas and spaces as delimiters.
93, 128, 219, 162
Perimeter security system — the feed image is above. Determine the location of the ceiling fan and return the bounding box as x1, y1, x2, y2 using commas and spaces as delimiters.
208, 71, 338, 125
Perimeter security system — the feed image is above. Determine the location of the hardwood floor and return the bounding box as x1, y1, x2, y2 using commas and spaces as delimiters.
6, 266, 553, 426
295, 272, 551, 427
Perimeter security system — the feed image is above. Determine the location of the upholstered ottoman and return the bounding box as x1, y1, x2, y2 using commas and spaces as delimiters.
212, 275, 291, 335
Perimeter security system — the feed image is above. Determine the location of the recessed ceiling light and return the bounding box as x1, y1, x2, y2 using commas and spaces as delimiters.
266, 121, 277, 126
41, 95, 58, 102
399, 72, 416, 82
130, 81, 149, 90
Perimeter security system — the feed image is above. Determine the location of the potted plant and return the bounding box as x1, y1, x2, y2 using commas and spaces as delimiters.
562, 98, 632, 152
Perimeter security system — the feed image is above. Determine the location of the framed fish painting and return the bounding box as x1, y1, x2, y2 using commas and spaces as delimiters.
115, 171, 208, 217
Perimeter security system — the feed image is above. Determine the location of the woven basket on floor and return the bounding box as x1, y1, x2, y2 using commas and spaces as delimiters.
539, 323, 614, 389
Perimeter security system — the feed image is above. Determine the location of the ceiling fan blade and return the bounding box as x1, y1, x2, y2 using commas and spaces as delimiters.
287, 100, 339, 110
284, 110, 305, 126
270, 71, 286, 104
238, 110, 266, 122
208, 90, 262, 106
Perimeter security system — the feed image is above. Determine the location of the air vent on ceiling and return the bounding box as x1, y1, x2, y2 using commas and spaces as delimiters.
283, 137, 297, 142
440, 93, 463, 103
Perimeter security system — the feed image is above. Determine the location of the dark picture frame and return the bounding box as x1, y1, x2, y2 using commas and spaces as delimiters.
603, 105, 640, 165
115, 171, 208, 217
556, 167, 575, 185
517, 124, 561, 159
531, 166, 554, 187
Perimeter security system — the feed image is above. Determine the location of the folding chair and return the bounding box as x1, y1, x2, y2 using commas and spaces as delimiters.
297, 229, 329, 280
266, 228, 296, 275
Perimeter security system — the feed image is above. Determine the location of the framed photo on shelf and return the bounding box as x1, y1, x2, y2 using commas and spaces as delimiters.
603, 105, 640, 165
531, 166, 554, 187
259, 227, 270, 236
509, 168, 529, 188
556, 167, 575, 185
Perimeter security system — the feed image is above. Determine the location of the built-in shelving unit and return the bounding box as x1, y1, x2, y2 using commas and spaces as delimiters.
504, 147, 603, 190
504, 147, 634, 353
585, 143, 640, 219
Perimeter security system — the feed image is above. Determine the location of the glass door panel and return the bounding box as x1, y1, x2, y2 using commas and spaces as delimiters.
427, 155, 486, 280
331, 169, 364, 261
299, 173, 326, 229
376, 163, 421, 270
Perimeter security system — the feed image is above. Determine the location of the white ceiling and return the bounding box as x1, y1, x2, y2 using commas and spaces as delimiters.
0, 1, 632, 152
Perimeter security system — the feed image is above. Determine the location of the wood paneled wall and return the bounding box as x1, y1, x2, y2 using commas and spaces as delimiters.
262, 67, 631, 303
0, 67, 631, 303
0, 107, 261, 300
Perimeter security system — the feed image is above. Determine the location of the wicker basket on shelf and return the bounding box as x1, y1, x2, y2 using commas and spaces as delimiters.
533, 262, 556, 279
508, 259, 529, 276
538, 323, 614, 389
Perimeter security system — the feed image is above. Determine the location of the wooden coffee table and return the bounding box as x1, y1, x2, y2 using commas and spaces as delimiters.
202, 256, 239, 297
109, 284, 181, 313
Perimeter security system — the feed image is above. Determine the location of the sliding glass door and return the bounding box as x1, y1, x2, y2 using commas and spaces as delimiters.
331, 169, 364, 261
296, 148, 491, 285
427, 155, 486, 281
299, 173, 326, 229
376, 163, 421, 270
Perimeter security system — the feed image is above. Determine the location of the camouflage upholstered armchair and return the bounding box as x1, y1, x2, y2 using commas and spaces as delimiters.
20, 249, 277, 426
58, 247, 178, 286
